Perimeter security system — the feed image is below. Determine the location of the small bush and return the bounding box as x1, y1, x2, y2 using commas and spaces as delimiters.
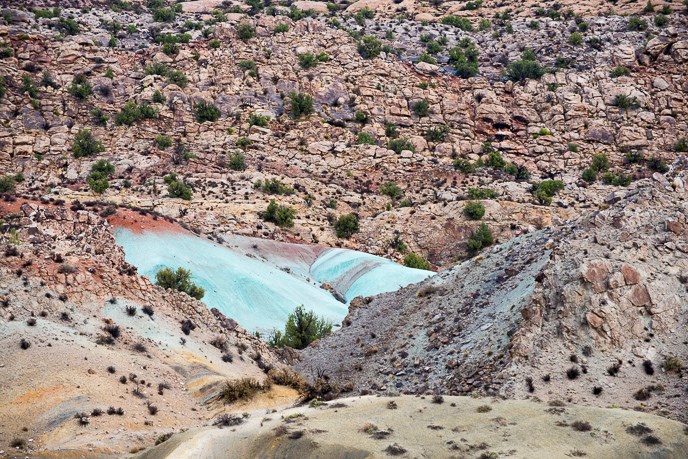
194, 101, 221, 123
613, 94, 640, 111
476, 405, 492, 413
236, 23, 256, 40
334, 213, 359, 238
73, 129, 105, 158
228, 152, 246, 171
571, 421, 592, 432
388, 138, 414, 154
610, 66, 630, 78
154, 135, 172, 150
412, 99, 429, 117
115, 102, 157, 126
164, 174, 193, 200
441, 15, 473, 31
662, 356, 682, 373
20, 338, 31, 350
274, 23, 289, 33
262, 200, 296, 228
268, 305, 332, 349
425, 125, 450, 142
627, 16, 648, 31
219, 378, 268, 403
403, 252, 431, 270
566, 366, 580, 379
506, 52, 546, 82
674, 137, 688, 153
287, 91, 314, 118
357, 132, 375, 145
68, 75, 93, 100
648, 156, 669, 173
463, 201, 485, 220
358, 35, 382, 59
568, 32, 583, 46
380, 181, 403, 201
467, 223, 493, 256
533, 180, 565, 206
155, 266, 205, 300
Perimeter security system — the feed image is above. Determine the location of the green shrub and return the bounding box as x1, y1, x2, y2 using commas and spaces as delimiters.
288, 91, 314, 118
590, 153, 609, 172
662, 356, 682, 373
298, 52, 318, 68
412, 99, 429, 117
261, 178, 294, 195
403, 252, 432, 270
73, 129, 105, 158
152, 7, 175, 22
643, 0, 655, 12
654, 14, 668, 27
382, 123, 399, 140
582, 168, 597, 183
425, 125, 450, 142
506, 58, 546, 82
152, 90, 165, 103
354, 7, 374, 25
467, 223, 493, 255
534, 179, 565, 205
453, 158, 477, 173
627, 16, 648, 31
262, 199, 296, 227
380, 181, 403, 201
357, 132, 375, 145
34, 7, 61, 19
154, 135, 172, 150
602, 172, 632, 186
145, 62, 169, 76
463, 201, 485, 220
449, 40, 479, 78
467, 187, 498, 199
164, 173, 193, 200
268, 305, 332, 349
21, 74, 38, 98
155, 266, 204, 299
568, 143, 579, 152
334, 213, 359, 238
58, 17, 80, 35
90, 108, 109, 126
236, 23, 255, 40
87, 159, 114, 194
568, 32, 583, 46
674, 137, 688, 152
613, 94, 640, 111
648, 156, 669, 173
248, 113, 270, 127
115, 102, 158, 126
484, 147, 506, 170
417, 53, 436, 65
441, 15, 474, 31
479, 18, 491, 30
625, 151, 645, 164
388, 138, 414, 154
194, 101, 221, 123
274, 23, 289, 33
358, 35, 382, 59
167, 69, 188, 88
209, 38, 221, 49
228, 152, 246, 171
0, 175, 16, 193
354, 111, 368, 123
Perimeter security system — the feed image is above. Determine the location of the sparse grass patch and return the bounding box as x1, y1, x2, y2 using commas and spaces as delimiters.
476, 405, 492, 413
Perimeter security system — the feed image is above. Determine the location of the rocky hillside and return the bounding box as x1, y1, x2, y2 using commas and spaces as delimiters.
0, 199, 287, 456
0, 0, 686, 268
297, 170, 688, 422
